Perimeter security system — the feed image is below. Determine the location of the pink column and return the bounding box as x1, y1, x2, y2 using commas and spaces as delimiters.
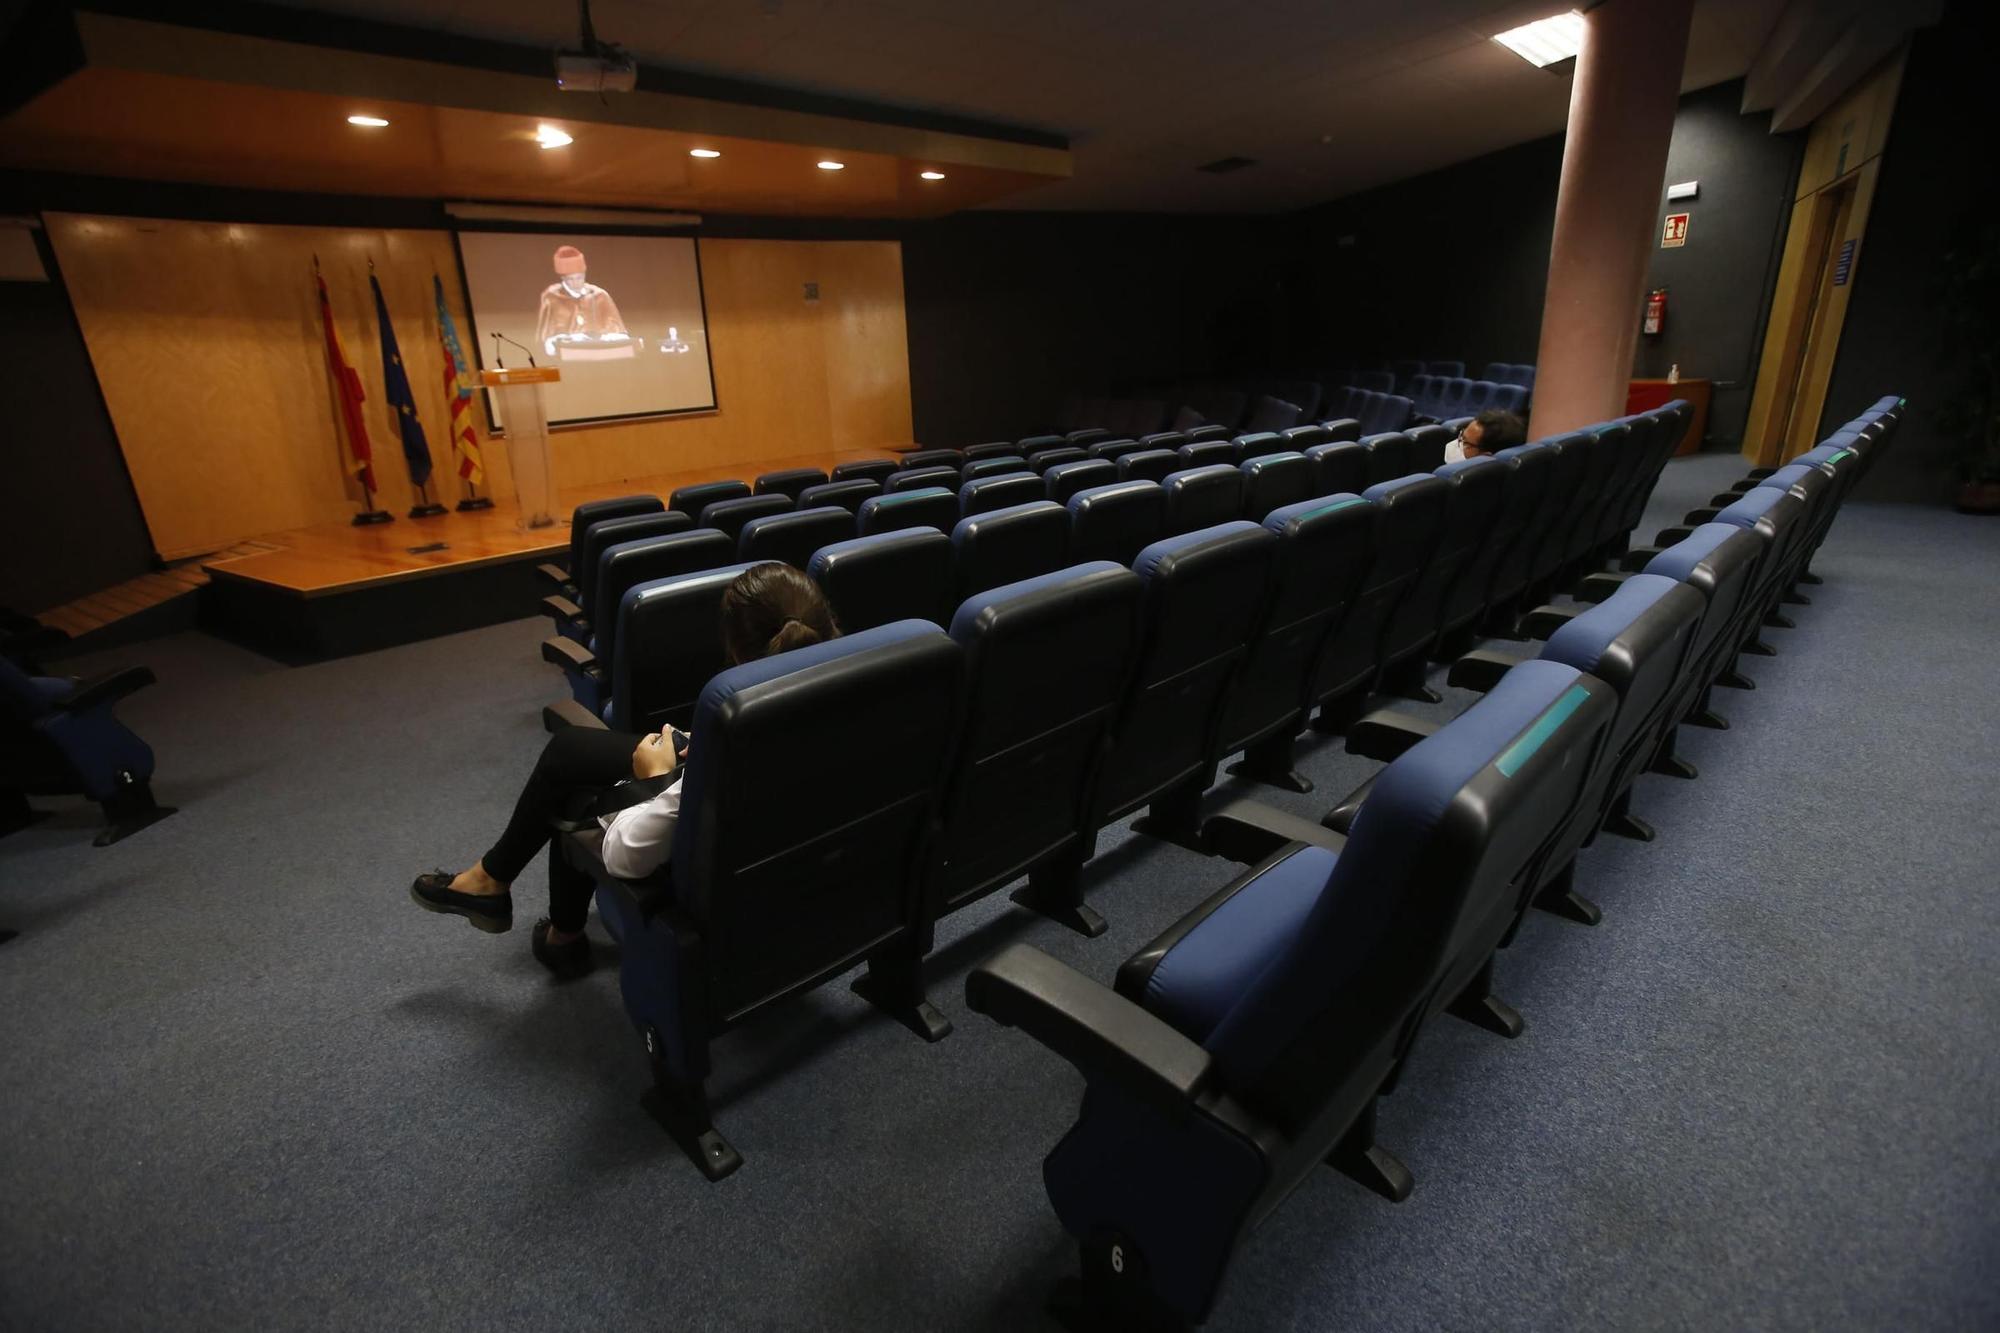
1529, 0, 1695, 438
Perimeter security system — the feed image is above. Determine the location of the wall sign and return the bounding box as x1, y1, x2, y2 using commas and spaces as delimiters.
1833, 238, 1857, 286
1661, 213, 1689, 248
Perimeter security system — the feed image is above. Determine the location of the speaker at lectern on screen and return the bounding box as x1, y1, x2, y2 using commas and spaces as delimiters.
457, 231, 716, 429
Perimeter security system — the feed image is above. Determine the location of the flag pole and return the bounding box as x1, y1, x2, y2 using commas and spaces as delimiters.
434, 269, 492, 511
318, 255, 391, 526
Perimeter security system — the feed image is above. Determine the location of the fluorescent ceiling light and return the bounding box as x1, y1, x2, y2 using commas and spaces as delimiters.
1493, 11, 1585, 67
919, 170, 945, 180
536, 124, 574, 149
347, 115, 389, 127
816, 160, 845, 171
689, 148, 721, 158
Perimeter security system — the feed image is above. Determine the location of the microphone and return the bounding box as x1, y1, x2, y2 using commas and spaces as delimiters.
491, 331, 538, 368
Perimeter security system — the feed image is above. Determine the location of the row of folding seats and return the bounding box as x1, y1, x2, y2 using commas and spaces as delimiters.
1406, 375, 1531, 422
1482, 361, 1538, 391
1320, 385, 1413, 434
961, 391, 1904, 1327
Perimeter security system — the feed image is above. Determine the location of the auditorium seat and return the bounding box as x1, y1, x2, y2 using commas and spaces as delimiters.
857, 488, 958, 537
962, 456, 1032, 484
952, 501, 1069, 601
571, 620, 961, 1178
1117, 449, 1182, 484
753, 467, 829, 501
541, 529, 737, 716
1424, 457, 1510, 661
1045, 458, 1120, 505
1139, 431, 1188, 453
1188, 388, 1248, 431
962, 441, 1019, 463
917, 564, 1143, 940
1306, 440, 1368, 497
1088, 439, 1147, 464
1490, 383, 1530, 415
1360, 431, 1412, 487
1518, 433, 1591, 602
967, 658, 1615, 1328
1068, 428, 1114, 449
1019, 434, 1069, 457
808, 529, 956, 630
1176, 440, 1236, 469
960, 473, 1047, 517
1090, 522, 1277, 849
1320, 416, 1363, 442
670, 479, 752, 520
1406, 373, 1440, 418
1427, 359, 1465, 378
1359, 474, 1457, 701
1232, 432, 1291, 464
1160, 465, 1246, 535
699, 494, 795, 545
1028, 447, 1089, 475
1582, 420, 1646, 565
898, 448, 966, 471
886, 466, 962, 495
1363, 392, 1415, 434
737, 507, 855, 570
1404, 423, 1455, 473
1243, 394, 1303, 434
1437, 378, 1471, 421
1184, 425, 1234, 443
829, 458, 899, 486
1, 655, 174, 845
795, 479, 882, 515
603, 562, 759, 734
1281, 424, 1329, 452
543, 510, 693, 641
1388, 359, 1425, 393
1308, 479, 1444, 731
1239, 451, 1316, 521
1266, 378, 1323, 420
1477, 440, 1557, 633
545, 494, 662, 591
1214, 494, 1376, 792
1067, 481, 1166, 567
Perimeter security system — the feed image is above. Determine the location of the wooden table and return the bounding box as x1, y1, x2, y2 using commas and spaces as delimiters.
1627, 378, 1711, 455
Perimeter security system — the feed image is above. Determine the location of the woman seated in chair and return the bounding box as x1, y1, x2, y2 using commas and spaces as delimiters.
410, 563, 839, 978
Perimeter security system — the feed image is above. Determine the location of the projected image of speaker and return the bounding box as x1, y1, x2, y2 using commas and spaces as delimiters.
457, 231, 716, 429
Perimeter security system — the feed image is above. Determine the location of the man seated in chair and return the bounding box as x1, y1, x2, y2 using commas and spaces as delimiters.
1446, 408, 1527, 463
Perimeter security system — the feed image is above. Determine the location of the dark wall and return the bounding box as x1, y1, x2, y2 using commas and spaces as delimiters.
1295, 79, 1801, 449
1820, 5, 1994, 502
901, 212, 1297, 446
0, 225, 153, 614
1635, 80, 1803, 448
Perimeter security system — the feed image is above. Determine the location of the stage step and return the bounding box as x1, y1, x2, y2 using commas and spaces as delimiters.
39, 542, 281, 640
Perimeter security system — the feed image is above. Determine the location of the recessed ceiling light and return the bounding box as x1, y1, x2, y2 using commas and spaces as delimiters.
919, 170, 945, 180
689, 148, 721, 159
816, 160, 845, 171
347, 115, 389, 127
536, 124, 574, 150
1493, 11, 1586, 68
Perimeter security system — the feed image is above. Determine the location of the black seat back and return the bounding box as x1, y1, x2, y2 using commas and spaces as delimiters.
952, 500, 1069, 601
796, 479, 882, 514
1161, 465, 1246, 535
829, 458, 898, 486
1361, 432, 1412, 487
1045, 459, 1120, 505
753, 467, 829, 500
960, 473, 1047, 517
568, 495, 662, 576
699, 495, 794, 545
857, 488, 957, 537
808, 529, 956, 629
1068, 481, 1166, 567
1239, 452, 1316, 521
670, 480, 751, 519
1306, 440, 1367, 497
575, 511, 692, 610
606, 561, 759, 733
592, 529, 737, 663
737, 506, 856, 570
1426, 457, 1512, 645
1314, 476, 1447, 705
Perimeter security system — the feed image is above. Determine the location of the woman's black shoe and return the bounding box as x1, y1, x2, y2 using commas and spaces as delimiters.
409, 871, 513, 934
531, 919, 594, 980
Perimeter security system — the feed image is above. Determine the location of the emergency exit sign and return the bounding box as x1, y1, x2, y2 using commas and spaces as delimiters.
1662, 213, 1689, 248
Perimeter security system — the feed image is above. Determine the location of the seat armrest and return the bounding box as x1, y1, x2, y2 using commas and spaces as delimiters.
55, 665, 156, 714
1708, 491, 1746, 508
541, 636, 599, 674
1654, 526, 1695, 545
1344, 709, 1441, 763
543, 698, 609, 733
542, 594, 584, 626
1727, 479, 1757, 494
1745, 467, 1775, 481
1575, 571, 1633, 604
536, 562, 572, 589
966, 943, 1214, 1121
1620, 545, 1664, 572
1447, 649, 1526, 693
1682, 507, 1721, 524
1521, 604, 1581, 639
1198, 796, 1347, 865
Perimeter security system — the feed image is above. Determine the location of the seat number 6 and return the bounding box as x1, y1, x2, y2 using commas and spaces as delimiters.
1110, 1245, 1124, 1274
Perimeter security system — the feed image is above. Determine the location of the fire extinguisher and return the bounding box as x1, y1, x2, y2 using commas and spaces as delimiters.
1644, 287, 1667, 336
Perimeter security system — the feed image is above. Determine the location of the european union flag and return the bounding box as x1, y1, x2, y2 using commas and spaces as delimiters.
370, 273, 432, 488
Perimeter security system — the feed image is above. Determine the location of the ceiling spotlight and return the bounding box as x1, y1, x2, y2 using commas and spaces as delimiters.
689, 148, 721, 159
816, 160, 845, 171
536, 124, 574, 149
1493, 11, 1586, 68
919, 170, 945, 180
347, 115, 390, 127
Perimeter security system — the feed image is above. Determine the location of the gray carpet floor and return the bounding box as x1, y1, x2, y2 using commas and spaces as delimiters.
3, 451, 1996, 1330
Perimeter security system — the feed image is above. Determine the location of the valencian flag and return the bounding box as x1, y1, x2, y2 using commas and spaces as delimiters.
433, 274, 484, 484
316, 270, 377, 493
370, 272, 433, 487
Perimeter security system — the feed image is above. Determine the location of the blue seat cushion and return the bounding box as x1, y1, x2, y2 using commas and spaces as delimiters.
1542, 573, 1683, 673
1644, 523, 1742, 583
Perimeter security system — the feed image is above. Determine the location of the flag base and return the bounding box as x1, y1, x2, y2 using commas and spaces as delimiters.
409, 503, 449, 519
352, 509, 393, 526
456, 496, 495, 512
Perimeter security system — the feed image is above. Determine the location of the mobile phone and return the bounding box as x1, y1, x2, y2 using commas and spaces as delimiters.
668, 727, 690, 760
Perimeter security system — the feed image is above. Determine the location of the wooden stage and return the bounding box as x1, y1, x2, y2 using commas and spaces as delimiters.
194, 449, 895, 659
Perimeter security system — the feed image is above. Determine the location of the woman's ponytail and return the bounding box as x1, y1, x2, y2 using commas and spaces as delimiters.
720, 563, 842, 665
766, 616, 824, 657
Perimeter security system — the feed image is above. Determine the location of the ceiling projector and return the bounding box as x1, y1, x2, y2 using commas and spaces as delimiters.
555, 51, 636, 93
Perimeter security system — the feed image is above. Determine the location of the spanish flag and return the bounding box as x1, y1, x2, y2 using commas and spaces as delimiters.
316, 270, 377, 494
433, 274, 484, 485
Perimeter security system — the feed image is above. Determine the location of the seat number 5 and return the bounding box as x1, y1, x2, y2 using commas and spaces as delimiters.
1109, 1245, 1124, 1275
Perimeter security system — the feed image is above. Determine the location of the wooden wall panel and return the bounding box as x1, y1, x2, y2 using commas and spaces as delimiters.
47, 216, 911, 557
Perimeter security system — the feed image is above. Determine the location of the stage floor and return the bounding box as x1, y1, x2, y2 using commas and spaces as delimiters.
200, 449, 893, 597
